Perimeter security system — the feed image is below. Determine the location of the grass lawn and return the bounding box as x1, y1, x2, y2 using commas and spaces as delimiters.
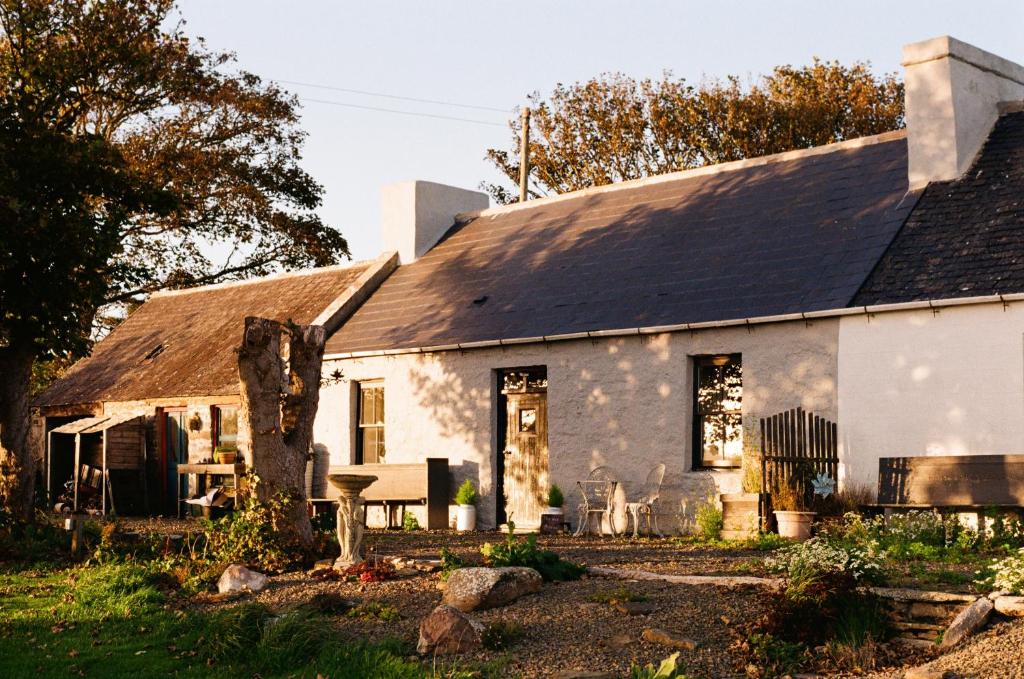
0, 562, 482, 679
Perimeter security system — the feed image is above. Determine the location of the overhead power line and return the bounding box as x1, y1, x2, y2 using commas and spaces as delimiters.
278, 78, 511, 114
299, 96, 507, 127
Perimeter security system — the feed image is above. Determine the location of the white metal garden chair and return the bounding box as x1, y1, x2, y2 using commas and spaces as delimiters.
624, 463, 666, 537
574, 466, 618, 536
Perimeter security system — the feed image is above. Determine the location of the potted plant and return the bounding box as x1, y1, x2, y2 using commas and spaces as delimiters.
214, 445, 237, 465
772, 478, 815, 540
454, 479, 477, 531
543, 484, 565, 516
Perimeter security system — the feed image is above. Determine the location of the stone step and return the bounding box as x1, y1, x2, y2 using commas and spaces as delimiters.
893, 621, 945, 632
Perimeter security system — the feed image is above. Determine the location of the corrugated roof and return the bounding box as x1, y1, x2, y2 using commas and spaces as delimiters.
38, 263, 374, 407
50, 413, 141, 435
854, 110, 1024, 305
327, 133, 915, 354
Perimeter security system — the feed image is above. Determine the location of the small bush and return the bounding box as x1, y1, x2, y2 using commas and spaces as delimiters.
480, 522, 586, 582
402, 512, 420, 531
482, 620, 525, 650
746, 632, 805, 677
204, 479, 305, 573
343, 559, 396, 583
347, 601, 401, 622
587, 585, 648, 604
454, 479, 478, 506
694, 499, 723, 541
628, 652, 685, 679
439, 546, 467, 581
547, 484, 565, 508
981, 547, 1024, 593
765, 536, 883, 597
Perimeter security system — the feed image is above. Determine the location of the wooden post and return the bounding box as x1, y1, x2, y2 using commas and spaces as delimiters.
518, 107, 531, 202
46, 430, 53, 507
73, 433, 81, 512
101, 428, 107, 515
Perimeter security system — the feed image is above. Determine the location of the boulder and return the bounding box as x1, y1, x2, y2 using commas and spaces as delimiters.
612, 601, 658, 616
904, 667, 953, 679
441, 567, 542, 612
641, 627, 697, 651
416, 605, 484, 655
993, 595, 1024, 617
217, 564, 269, 594
940, 596, 993, 648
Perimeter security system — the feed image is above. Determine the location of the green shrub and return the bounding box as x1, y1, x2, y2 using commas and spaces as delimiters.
204, 480, 303, 573
347, 601, 401, 622
587, 585, 648, 604
480, 522, 586, 582
746, 632, 805, 677
402, 512, 420, 531
482, 620, 525, 650
694, 499, 723, 541
765, 536, 883, 599
439, 546, 467, 581
547, 484, 565, 508
628, 652, 685, 678
454, 479, 478, 506
980, 547, 1024, 594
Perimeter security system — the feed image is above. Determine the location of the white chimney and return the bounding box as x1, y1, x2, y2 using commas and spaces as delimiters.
381, 181, 489, 264
903, 36, 1024, 189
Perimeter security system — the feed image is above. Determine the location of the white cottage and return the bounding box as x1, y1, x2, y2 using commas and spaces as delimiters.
315, 36, 1024, 532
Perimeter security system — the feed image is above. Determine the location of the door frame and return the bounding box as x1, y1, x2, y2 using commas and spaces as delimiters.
496, 366, 548, 528
158, 406, 188, 511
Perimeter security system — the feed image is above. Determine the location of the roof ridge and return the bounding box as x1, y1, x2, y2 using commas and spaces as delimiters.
150, 256, 381, 298
457, 129, 907, 222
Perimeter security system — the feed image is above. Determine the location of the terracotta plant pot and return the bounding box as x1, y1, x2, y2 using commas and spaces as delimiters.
774, 510, 816, 540
216, 451, 237, 464
456, 504, 476, 531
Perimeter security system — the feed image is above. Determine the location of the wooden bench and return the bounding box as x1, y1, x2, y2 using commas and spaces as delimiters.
873, 454, 1024, 517
326, 458, 449, 529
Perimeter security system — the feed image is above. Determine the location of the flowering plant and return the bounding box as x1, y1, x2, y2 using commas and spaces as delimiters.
765, 536, 883, 585
981, 548, 1024, 594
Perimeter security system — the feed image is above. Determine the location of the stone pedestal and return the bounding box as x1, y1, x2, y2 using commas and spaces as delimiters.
327, 474, 378, 569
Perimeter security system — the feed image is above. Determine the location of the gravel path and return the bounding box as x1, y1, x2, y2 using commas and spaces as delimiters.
867, 619, 1024, 679
199, 567, 771, 678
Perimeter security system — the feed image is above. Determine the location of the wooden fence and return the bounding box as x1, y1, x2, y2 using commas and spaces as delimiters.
759, 408, 838, 526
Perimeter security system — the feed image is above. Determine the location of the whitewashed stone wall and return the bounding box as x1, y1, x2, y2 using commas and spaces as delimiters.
838, 300, 1024, 489
316, 318, 839, 531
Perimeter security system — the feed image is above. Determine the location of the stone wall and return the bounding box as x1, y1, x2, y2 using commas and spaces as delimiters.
316, 317, 840, 531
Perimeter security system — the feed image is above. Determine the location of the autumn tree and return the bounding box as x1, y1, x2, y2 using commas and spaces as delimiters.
0, 0, 347, 519
484, 60, 904, 203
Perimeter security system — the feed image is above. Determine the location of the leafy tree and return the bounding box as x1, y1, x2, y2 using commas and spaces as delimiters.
484, 60, 904, 203
0, 0, 347, 519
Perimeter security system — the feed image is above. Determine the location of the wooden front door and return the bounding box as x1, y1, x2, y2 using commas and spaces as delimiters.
502, 390, 548, 528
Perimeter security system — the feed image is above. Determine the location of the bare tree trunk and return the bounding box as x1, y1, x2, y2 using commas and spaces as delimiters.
237, 317, 324, 552
0, 346, 36, 522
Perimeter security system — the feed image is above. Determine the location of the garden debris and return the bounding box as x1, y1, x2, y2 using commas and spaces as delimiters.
216, 564, 269, 594
416, 604, 484, 655
441, 566, 542, 612
641, 627, 697, 650
940, 597, 993, 648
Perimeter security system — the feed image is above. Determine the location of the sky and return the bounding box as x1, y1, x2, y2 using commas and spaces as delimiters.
176, 0, 1024, 261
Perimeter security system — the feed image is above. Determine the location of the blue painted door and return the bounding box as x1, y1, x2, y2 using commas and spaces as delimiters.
164, 410, 189, 514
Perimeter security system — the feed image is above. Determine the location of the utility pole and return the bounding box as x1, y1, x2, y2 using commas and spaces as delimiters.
518, 107, 531, 202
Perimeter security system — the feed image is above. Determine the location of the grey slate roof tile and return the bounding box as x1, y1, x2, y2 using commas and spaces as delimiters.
327, 135, 914, 354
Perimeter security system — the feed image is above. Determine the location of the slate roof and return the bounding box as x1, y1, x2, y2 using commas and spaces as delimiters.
37, 263, 373, 407
854, 111, 1024, 305
327, 132, 915, 354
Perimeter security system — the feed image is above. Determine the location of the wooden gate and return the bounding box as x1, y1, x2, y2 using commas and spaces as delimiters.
759, 408, 838, 524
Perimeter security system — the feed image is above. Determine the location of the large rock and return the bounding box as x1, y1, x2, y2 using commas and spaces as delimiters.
416, 605, 484, 655
994, 595, 1024, 617
441, 567, 542, 612
217, 564, 269, 594
940, 596, 993, 648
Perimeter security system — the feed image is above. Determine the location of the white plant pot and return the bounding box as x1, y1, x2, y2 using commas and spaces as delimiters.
456, 504, 477, 531
541, 507, 564, 516
774, 510, 816, 541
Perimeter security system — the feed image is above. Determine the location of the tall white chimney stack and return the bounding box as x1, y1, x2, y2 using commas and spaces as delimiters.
381, 181, 489, 264
903, 36, 1024, 190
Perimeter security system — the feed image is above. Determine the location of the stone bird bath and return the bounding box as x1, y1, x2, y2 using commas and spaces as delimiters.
327, 473, 378, 569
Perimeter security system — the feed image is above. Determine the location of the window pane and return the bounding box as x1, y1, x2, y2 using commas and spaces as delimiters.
373, 387, 384, 425
216, 406, 238, 449
360, 388, 373, 425
362, 428, 378, 464
376, 427, 385, 462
